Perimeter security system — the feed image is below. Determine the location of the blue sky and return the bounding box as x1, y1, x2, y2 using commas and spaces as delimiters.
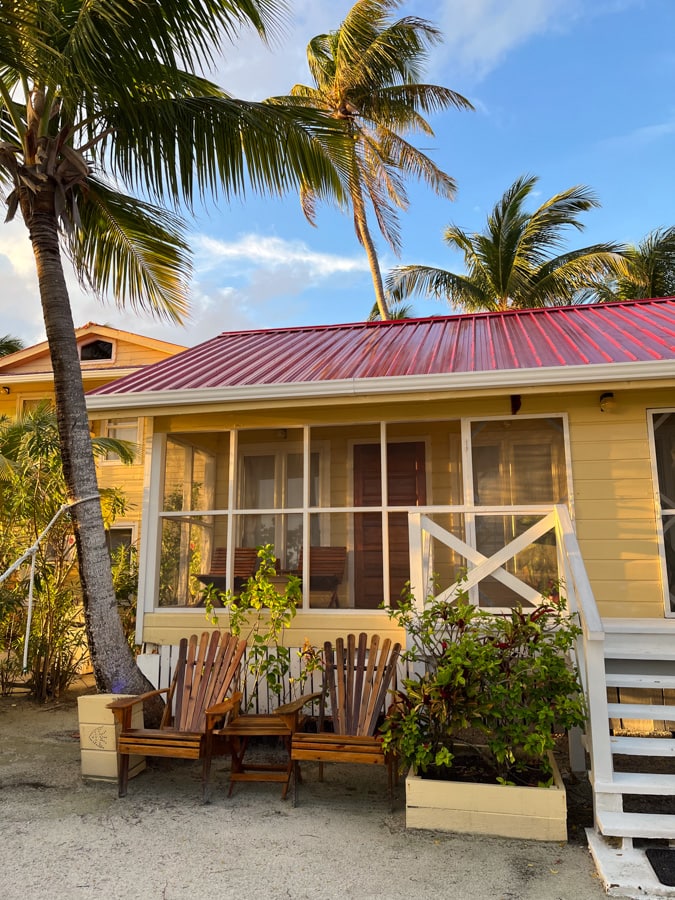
1, 0, 674, 348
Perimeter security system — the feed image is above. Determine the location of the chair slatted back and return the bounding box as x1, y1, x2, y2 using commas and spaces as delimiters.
324, 633, 401, 737
207, 547, 260, 579
169, 632, 246, 733
297, 546, 346, 580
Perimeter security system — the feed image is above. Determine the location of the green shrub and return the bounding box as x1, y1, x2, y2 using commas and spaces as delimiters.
381, 578, 586, 783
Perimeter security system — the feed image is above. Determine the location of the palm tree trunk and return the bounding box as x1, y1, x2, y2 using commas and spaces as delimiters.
351, 183, 391, 320
21, 185, 151, 697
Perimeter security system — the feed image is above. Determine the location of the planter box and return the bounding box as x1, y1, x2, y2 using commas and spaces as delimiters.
405, 752, 567, 841
78, 693, 145, 782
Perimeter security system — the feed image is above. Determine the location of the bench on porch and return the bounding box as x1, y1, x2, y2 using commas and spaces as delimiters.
196, 547, 261, 592
296, 546, 347, 608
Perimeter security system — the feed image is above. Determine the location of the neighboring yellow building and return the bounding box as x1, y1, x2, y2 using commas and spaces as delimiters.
0, 322, 185, 550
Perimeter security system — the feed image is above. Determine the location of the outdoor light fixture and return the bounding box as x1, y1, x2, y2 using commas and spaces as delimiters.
599, 392, 616, 413
1, 386, 9, 395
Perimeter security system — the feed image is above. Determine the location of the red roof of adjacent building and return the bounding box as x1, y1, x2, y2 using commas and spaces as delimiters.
89, 298, 675, 397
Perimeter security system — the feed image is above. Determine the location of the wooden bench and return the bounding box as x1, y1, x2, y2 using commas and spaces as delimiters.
296, 546, 346, 607
290, 633, 401, 806
196, 547, 260, 591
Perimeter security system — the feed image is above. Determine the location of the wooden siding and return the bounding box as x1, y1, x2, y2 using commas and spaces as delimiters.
141, 610, 406, 648
567, 388, 666, 618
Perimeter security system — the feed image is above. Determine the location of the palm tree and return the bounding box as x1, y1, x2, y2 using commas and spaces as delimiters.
386, 174, 627, 311
585, 226, 675, 301
271, 0, 473, 320
0, 0, 348, 696
367, 300, 414, 320
0, 335, 24, 357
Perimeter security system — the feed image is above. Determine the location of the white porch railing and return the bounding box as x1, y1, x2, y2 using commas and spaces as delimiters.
407, 505, 609, 781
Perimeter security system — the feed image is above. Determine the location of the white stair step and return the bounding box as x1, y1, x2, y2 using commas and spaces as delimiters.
605, 672, 675, 689
608, 702, 675, 719
594, 772, 675, 794
596, 810, 675, 839
611, 736, 675, 756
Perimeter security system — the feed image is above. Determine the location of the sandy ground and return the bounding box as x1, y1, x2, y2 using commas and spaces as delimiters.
0, 681, 606, 900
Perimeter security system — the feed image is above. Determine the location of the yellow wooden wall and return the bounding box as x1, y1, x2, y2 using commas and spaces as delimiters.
141, 610, 406, 649
134, 381, 671, 644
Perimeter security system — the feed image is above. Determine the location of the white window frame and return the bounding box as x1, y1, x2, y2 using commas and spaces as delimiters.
648, 408, 675, 617
79, 338, 116, 365
100, 416, 140, 464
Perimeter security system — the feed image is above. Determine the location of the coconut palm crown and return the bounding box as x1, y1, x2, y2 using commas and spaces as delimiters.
270, 0, 473, 320
387, 174, 628, 311
0, 0, 350, 697
585, 226, 675, 302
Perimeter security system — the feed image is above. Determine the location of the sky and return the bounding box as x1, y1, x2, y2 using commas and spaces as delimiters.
1, 0, 674, 349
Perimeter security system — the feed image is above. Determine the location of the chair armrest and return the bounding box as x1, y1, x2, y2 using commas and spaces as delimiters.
107, 688, 169, 730
273, 691, 323, 732
205, 692, 243, 732
274, 691, 323, 717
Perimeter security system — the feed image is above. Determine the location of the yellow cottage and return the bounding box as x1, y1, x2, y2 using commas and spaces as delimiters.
85, 299, 674, 646
86, 297, 675, 847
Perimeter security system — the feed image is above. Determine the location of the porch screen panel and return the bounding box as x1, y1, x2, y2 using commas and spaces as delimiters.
652, 412, 675, 612
470, 418, 566, 608
159, 438, 216, 607
237, 429, 318, 570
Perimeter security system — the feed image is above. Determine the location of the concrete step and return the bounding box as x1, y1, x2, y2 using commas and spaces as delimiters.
594, 772, 675, 795
610, 735, 675, 756
595, 810, 675, 839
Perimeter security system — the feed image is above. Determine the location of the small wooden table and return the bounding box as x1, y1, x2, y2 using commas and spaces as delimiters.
215, 692, 322, 799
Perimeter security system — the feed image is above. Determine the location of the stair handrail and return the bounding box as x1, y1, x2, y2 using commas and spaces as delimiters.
554, 504, 614, 787
553, 504, 604, 640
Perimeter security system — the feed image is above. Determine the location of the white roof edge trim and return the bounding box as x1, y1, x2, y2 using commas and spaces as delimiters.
0, 368, 140, 385
85, 359, 675, 411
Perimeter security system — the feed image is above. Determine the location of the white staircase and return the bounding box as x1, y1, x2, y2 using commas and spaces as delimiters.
591, 621, 675, 841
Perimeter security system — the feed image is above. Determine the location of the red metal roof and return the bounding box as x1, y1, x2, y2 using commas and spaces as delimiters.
90, 298, 675, 396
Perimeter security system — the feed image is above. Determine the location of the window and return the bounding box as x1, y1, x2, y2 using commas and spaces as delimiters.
651, 411, 675, 613
106, 527, 134, 554
21, 398, 48, 415
238, 447, 320, 570
469, 417, 567, 606
80, 339, 113, 361
102, 417, 139, 462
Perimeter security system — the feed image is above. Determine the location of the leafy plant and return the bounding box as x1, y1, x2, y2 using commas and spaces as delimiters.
111, 543, 139, 650
0, 404, 134, 700
204, 544, 322, 708
381, 577, 586, 783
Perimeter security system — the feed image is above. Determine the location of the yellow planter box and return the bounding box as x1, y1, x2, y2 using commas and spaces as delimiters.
405, 752, 567, 842
77, 693, 145, 782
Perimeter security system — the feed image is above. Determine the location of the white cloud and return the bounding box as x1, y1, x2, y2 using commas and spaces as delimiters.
433, 0, 581, 80
0, 220, 105, 345
212, 1, 355, 99
196, 233, 367, 278
598, 118, 675, 152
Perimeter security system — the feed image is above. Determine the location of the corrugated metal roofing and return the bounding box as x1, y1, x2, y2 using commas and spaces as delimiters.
90, 298, 675, 396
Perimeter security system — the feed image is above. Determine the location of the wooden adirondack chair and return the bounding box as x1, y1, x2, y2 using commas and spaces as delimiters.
108, 631, 246, 800
290, 632, 401, 806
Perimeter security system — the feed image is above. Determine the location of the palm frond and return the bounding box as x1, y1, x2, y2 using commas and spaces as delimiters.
65, 178, 191, 323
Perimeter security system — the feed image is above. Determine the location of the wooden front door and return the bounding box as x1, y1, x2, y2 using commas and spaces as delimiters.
353, 441, 427, 608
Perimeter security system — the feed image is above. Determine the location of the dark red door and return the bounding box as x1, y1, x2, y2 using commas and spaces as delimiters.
353, 442, 426, 608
